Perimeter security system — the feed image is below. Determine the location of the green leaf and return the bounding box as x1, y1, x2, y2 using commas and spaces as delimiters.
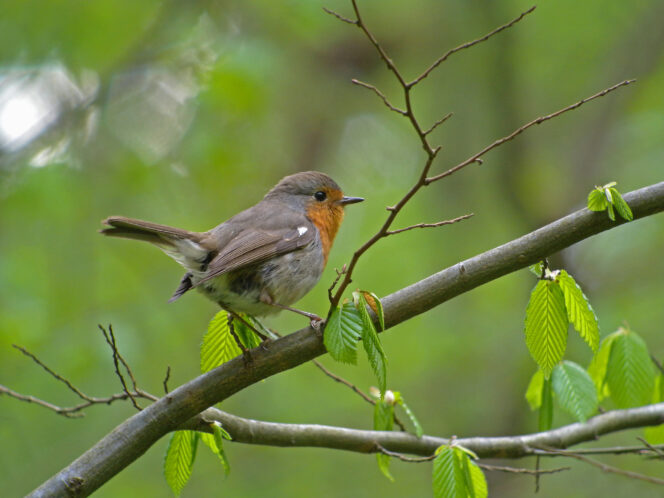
466, 460, 488, 498
433, 446, 465, 498
525, 280, 568, 378
529, 262, 544, 277
606, 328, 655, 408
164, 430, 199, 496
394, 393, 423, 438
552, 361, 598, 422
645, 374, 664, 444
525, 369, 544, 410
587, 188, 608, 211
609, 188, 633, 221
606, 200, 616, 221
374, 400, 394, 481
539, 377, 553, 432
557, 270, 599, 352
323, 302, 362, 364
233, 314, 262, 349
587, 332, 620, 400
201, 311, 242, 373
361, 290, 385, 331
354, 291, 388, 393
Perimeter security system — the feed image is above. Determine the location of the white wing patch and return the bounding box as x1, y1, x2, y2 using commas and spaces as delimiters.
297, 226, 308, 236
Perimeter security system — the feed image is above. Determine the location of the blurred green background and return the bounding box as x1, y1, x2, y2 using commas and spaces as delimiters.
1, 0, 663, 496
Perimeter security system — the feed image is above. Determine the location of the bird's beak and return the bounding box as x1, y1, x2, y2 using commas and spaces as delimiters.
338, 196, 364, 206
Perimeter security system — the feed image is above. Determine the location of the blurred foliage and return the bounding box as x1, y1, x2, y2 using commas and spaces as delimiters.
1, 0, 663, 496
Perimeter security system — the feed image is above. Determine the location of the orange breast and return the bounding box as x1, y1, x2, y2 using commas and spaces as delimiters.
307, 203, 345, 266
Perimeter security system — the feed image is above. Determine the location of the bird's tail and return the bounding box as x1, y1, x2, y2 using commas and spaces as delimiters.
100, 216, 211, 274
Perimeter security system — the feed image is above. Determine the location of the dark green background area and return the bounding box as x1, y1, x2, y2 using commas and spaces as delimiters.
1, 1, 663, 496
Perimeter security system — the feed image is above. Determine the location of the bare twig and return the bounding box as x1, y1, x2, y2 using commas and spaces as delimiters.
637, 438, 664, 459
375, 444, 435, 462
539, 447, 664, 486
423, 112, 454, 136
425, 79, 636, 184
386, 213, 473, 236
98, 325, 141, 411
0, 384, 156, 417
478, 462, 570, 475
322, 6, 356, 25
409, 6, 537, 87
328, 264, 347, 303
351, 79, 407, 115
163, 366, 171, 395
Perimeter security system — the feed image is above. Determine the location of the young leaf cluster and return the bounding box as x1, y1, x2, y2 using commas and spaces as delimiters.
165, 311, 259, 495
587, 182, 633, 221
324, 290, 388, 394
432, 445, 487, 498
371, 390, 423, 480
525, 268, 599, 377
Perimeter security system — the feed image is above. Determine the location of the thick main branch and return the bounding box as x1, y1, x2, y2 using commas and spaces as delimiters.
29, 182, 664, 497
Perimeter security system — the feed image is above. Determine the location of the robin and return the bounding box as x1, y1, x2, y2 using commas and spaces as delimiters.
101, 171, 363, 325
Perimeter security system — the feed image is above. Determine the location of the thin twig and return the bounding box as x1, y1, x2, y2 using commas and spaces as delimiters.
311, 360, 408, 432
409, 6, 537, 87
478, 462, 570, 475
650, 355, 664, 376
163, 366, 171, 394
423, 112, 454, 136
322, 6, 357, 25
426, 79, 636, 184
98, 325, 141, 411
12, 344, 90, 400
637, 437, 664, 459
539, 447, 664, 486
352, 79, 407, 115
375, 444, 436, 462
386, 213, 474, 236
328, 264, 347, 303
534, 443, 664, 456
0, 384, 156, 417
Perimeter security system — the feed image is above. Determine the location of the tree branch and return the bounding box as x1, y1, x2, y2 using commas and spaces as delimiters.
27, 182, 664, 496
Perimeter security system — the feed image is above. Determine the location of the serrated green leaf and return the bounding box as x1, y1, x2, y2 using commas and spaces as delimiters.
201, 311, 242, 373
433, 446, 465, 498
606, 328, 655, 408
588, 332, 620, 400
644, 375, 664, 444
525, 280, 568, 378
467, 460, 488, 498
374, 400, 394, 481
164, 431, 199, 496
558, 270, 599, 352
587, 188, 608, 211
324, 303, 362, 364
539, 377, 553, 432
233, 314, 262, 349
200, 430, 231, 476
552, 361, 598, 422
609, 188, 633, 221
525, 369, 544, 410
361, 290, 385, 331
354, 291, 388, 393
399, 399, 423, 438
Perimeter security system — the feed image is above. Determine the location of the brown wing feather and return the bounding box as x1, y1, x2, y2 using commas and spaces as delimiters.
195, 227, 314, 286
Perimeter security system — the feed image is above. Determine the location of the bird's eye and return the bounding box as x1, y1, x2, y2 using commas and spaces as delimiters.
314, 191, 327, 201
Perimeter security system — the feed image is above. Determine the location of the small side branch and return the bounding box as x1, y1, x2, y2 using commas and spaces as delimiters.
386, 213, 474, 236
409, 6, 537, 87
539, 447, 664, 486
426, 79, 636, 184
98, 325, 142, 411
352, 79, 407, 115
423, 112, 454, 136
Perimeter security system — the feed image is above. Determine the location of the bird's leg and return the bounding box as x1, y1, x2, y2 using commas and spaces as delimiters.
226, 309, 270, 342
270, 302, 324, 330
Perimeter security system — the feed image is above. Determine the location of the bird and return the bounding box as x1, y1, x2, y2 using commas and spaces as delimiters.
100, 171, 363, 323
